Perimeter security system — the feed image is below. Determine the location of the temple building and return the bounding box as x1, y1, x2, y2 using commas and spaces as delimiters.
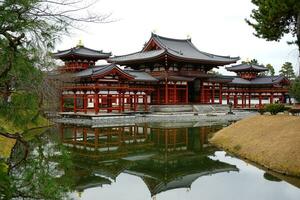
53, 33, 290, 114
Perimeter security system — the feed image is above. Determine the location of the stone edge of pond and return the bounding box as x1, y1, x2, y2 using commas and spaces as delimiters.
54, 111, 256, 126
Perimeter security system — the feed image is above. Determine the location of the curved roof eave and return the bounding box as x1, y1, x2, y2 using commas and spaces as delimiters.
165, 52, 239, 65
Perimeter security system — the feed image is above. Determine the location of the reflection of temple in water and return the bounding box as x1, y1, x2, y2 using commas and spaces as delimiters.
58, 123, 237, 196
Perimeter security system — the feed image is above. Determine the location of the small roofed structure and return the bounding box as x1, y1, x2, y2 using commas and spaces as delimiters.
52, 43, 111, 72
226, 63, 268, 80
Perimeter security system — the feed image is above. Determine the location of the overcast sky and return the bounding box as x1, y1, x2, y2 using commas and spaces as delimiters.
56, 0, 299, 75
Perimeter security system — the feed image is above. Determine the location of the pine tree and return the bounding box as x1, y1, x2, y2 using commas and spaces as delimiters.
280, 62, 296, 79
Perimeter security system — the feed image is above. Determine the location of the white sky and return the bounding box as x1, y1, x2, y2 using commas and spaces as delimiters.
56, 0, 299, 75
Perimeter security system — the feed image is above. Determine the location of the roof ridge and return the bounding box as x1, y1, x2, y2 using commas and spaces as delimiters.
187, 40, 239, 60
152, 33, 191, 42
111, 49, 164, 58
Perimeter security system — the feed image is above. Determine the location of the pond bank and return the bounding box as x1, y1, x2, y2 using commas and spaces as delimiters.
55, 111, 255, 126
210, 115, 300, 177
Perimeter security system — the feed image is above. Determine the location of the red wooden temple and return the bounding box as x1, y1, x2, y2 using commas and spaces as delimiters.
53, 33, 290, 113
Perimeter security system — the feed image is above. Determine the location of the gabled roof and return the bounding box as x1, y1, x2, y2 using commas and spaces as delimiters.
226, 63, 268, 72
74, 64, 158, 82
108, 33, 239, 65
74, 64, 135, 80
53, 45, 111, 60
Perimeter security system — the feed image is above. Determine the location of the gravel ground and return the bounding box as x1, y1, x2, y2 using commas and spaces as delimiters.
54, 111, 256, 126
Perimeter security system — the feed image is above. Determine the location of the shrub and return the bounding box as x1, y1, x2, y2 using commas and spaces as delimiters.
265, 104, 286, 115
258, 107, 265, 115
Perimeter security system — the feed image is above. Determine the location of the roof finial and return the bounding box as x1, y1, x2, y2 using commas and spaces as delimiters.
77, 39, 83, 47
246, 57, 250, 63
186, 34, 191, 40
152, 29, 157, 34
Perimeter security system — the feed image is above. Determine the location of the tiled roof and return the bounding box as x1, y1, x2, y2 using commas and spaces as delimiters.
229, 75, 287, 85
125, 70, 158, 82
226, 63, 268, 72
53, 46, 111, 59
109, 33, 239, 64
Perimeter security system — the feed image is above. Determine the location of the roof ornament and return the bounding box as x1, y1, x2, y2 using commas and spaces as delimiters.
77, 39, 84, 47
186, 34, 191, 40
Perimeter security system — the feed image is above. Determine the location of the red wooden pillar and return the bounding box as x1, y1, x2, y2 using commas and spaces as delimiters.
144, 94, 148, 111
185, 83, 188, 103
233, 94, 238, 108
73, 93, 77, 113
212, 83, 215, 104
248, 93, 251, 108
280, 93, 285, 103
134, 92, 138, 111
173, 82, 177, 104
259, 93, 262, 107
165, 82, 168, 104
219, 84, 223, 104
226, 93, 230, 104
118, 92, 122, 113
270, 93, 274, 104
94, 91, 99, 114
241, 93, 244, 108
83, 92, 87, 114
122, 92, 125, 112
200, 81, 204, 103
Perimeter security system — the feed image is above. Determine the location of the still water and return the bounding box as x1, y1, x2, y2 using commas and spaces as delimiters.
9, 122, 300, 200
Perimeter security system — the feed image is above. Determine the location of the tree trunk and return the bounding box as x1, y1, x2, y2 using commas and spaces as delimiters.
297, 13, 300, 77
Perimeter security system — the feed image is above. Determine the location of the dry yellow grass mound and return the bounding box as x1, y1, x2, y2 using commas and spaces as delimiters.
210, 115, 300, 177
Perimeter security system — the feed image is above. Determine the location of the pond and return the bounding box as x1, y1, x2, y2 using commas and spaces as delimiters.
7, 122, 300, 200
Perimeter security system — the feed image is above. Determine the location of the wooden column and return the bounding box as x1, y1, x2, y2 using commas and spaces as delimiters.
185, 83, 188, 103
173, 82, 177, 104
73, 94, 77, 113
134, 92, 138, 111
83, 92, 87, 114
212, 83, 215, 104
94, 91, 99, 114
200, 81, 204, 103
270, 93, 274, 104
226, 93, 230, 104
241, 93, 244, 108
259, 93, 262, 107
144, 94, 148, 111
122, 92, 125, 112
248, 93, 251, 108
165, 82, 168, 104
219, 84, 223, 104
118, 92, 122, 113
233, 94, 238, 108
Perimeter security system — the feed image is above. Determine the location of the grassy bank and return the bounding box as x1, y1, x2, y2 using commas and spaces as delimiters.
0, 115, 50, 159
210, 115, 300, 177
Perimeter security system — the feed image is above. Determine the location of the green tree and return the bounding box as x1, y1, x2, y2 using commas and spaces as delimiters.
242, 59, 259, 65
280, 62, 296, 79
246, 0, 300, 72
265, 64, 275, 76
290, 78, 300, 102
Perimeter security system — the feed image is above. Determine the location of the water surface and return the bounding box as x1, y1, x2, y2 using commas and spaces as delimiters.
9, 122, 300, 200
